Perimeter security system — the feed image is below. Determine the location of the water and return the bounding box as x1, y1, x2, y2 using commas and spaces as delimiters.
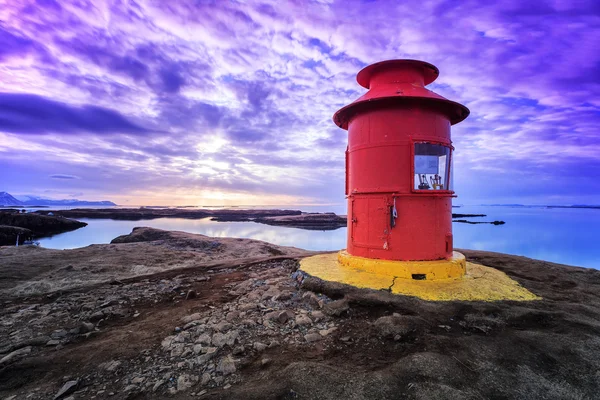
36, 205, 600, 269
38, 217, 347, 252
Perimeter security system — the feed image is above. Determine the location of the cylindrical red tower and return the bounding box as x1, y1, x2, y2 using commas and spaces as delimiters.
334, 59, 469, 262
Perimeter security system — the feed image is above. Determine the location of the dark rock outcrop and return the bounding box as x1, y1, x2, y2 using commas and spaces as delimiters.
36, 208, 346, 230
254, 213, 347, 230
36, 208, 302, 221
0, 226, 33, 246
0, 212, 87, 246
453, 219, 505, 225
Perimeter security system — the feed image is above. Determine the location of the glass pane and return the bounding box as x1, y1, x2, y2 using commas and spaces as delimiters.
414, 143, 451, 190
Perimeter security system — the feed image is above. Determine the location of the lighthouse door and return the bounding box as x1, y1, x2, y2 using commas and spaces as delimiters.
351, 195, 388, 250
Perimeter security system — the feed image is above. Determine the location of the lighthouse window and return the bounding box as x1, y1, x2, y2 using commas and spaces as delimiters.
414, 143, 451, 191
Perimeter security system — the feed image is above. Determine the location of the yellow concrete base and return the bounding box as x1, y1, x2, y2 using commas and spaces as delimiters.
338, 250, 466, 280
300, 252, 541, 302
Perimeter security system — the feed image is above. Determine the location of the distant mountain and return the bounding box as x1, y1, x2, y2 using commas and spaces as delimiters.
2, 192, 116, 207
0, 192, 22, 206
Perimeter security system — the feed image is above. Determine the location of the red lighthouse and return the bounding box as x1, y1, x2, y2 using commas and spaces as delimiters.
334, 60, 469, 279
300, 60, 539, 300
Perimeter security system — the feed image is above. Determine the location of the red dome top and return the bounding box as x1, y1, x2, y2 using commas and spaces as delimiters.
333, 59, 469, 129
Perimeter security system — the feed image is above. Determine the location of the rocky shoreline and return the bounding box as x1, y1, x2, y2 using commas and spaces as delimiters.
212, 212, 347, 230
35, 208, 347, 231
0, 211, 87, 246
451, 213, 506, 225
33, 207, 506, 232
1, 228, 600, 399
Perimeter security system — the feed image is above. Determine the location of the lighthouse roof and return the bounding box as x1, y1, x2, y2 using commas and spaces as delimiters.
333, 59, 470, 129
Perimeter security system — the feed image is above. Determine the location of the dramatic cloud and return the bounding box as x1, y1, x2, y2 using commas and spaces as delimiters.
0, 0, 598, 206
0, 93, 152, 135
50, 174, 80, 180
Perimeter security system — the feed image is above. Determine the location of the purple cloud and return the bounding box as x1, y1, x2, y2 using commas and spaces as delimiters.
0, 93, 151, 135
0, 0, 597, 206
50, 174, 80, 180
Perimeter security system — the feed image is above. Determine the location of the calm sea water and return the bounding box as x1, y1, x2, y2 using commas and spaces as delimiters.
35, 205, 600, 269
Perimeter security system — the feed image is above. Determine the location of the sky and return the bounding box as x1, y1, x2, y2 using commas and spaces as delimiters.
0, 0, 599, 207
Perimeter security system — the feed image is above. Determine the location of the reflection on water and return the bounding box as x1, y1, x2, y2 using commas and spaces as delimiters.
38, 218, 348, 252
37, 206, 600, 270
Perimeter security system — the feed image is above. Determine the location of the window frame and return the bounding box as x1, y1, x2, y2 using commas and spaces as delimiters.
411, 140, 454, 194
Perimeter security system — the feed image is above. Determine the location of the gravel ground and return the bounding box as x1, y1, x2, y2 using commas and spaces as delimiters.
2, 229, 600, 400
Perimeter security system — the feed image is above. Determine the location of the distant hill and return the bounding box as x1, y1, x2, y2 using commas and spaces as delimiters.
1, 192, 116, 207
0, 192, 22, 206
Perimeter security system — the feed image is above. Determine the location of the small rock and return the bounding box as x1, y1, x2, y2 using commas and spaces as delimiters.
217, 355, 236, 376
319, 327, 338, 336
200, 372, 211, 386
161, 335, 176, 349
79, 322, 95, 333
260, 358, 272, 367
224, 383, 232, 389
68, 327, 80, 335
193, 344, 203, 354
212, 331, 239, 348
264, 311, 280, 322
261, 287, 282, 301
177, 374, 197, 392
232, 346, 245, 355
323, 299, 349, 317
152, 380, 164, 392
374, 315, 416, 338
212, 332, 227, 347
197, 347, 218, 364
132, 377, 145, 384
277, 310, 294, 324
304, 333, 322, 343
181, 313, 203, 324
0, 346, 31, 364
89, 311, 105, 322
195, 333, 212, 346
46, 339, 61, 346
253, 342, 268, 352
239, 302, 257, 311
295, 315, 313, 327
274, 291, 293, 301
225, 311, 240, 322
302, 291, 323, 309
53, 380, 78, 400
310, 311, 325, 322
170, 343, 186, 357
214, 321, 232, 332
50, 329, 68, 340
101, 360, 121, 372
186, 290, 197, 300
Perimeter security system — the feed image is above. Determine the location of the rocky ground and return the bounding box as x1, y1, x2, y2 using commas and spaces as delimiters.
2, 229, 600, 399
